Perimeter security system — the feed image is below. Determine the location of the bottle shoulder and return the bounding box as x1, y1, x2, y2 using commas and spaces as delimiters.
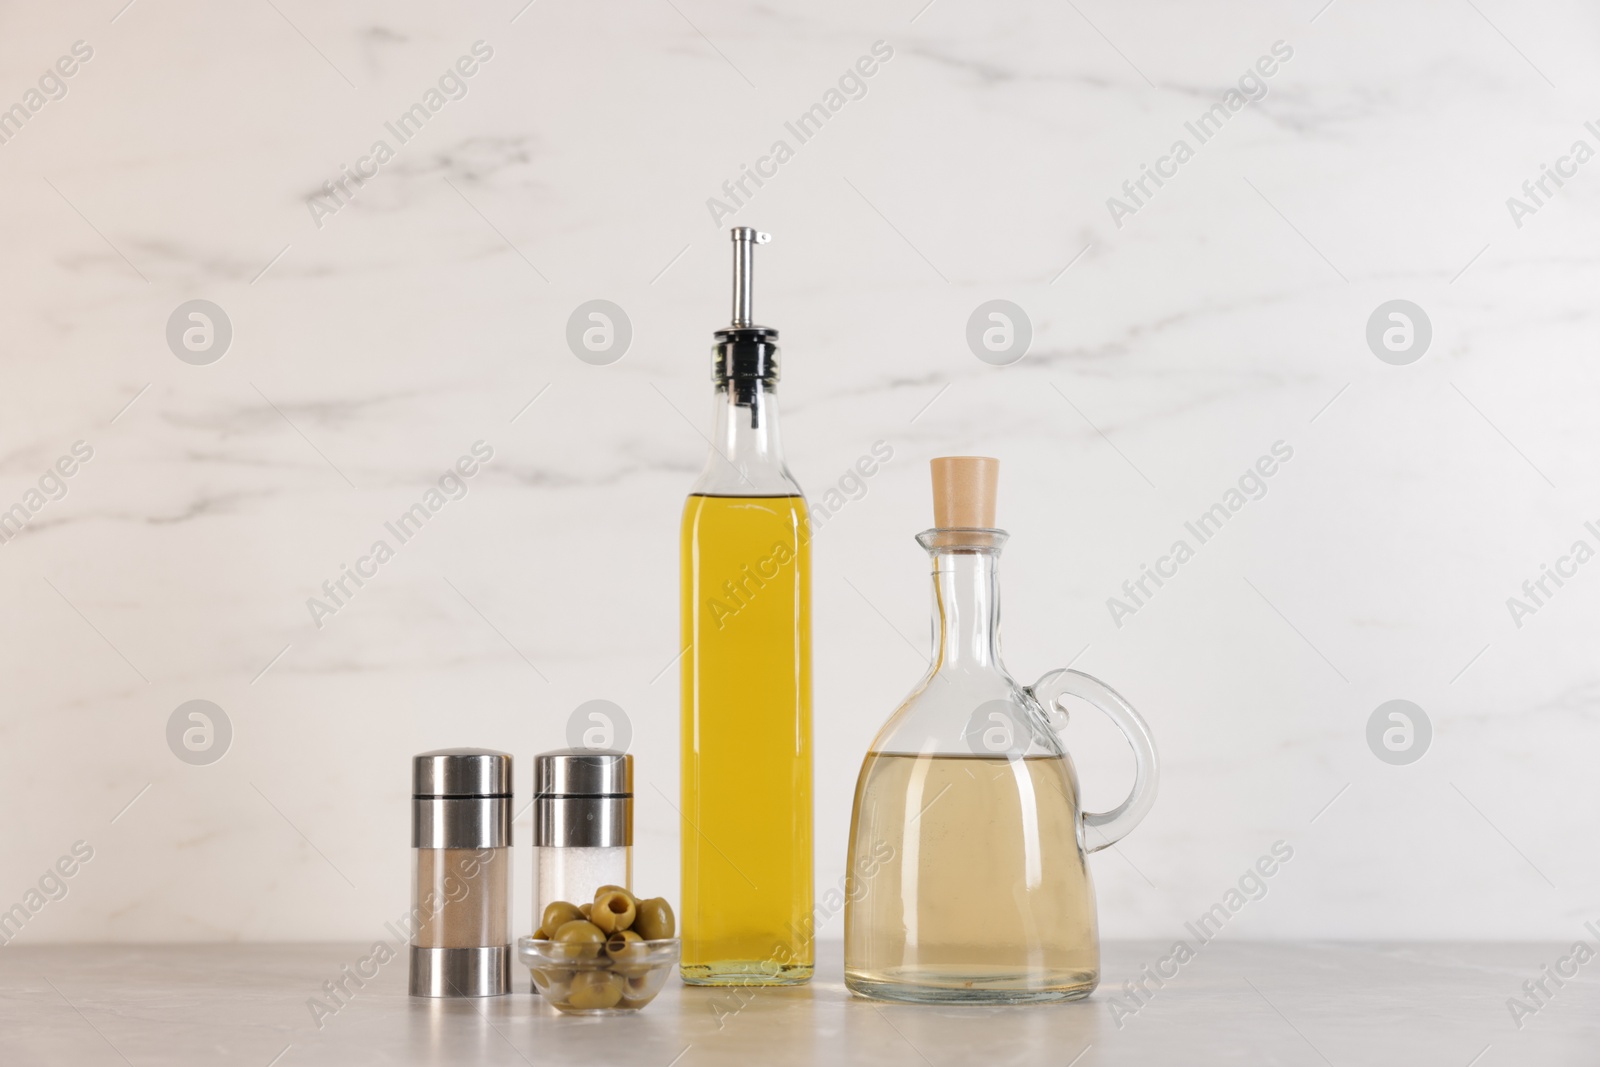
865, 669, 1067, 760
688, 464, 804, 498
682, 490, 811, 534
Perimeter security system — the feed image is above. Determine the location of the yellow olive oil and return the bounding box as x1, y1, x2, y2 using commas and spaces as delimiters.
680, 493, 813, 984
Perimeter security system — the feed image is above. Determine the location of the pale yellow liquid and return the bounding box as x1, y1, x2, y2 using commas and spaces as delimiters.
844, 753, 1098, 1002
680, 494, 813, 984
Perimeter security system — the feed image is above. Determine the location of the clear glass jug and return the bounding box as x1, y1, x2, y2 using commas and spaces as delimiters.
843, 524, 1158, 1004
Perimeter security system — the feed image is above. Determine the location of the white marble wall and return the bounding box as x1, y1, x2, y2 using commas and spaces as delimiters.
1, 0, 1597, 944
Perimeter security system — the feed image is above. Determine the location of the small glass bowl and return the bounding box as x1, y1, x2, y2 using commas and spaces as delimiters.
516, 935, 680, 1015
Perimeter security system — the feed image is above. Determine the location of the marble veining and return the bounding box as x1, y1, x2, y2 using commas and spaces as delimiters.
0, 0, 1593, 963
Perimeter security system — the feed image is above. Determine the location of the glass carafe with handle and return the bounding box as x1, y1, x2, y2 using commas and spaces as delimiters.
843, 457, 1158, 1004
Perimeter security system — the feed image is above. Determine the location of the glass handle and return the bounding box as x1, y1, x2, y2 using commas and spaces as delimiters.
1027, 668, 1159, 854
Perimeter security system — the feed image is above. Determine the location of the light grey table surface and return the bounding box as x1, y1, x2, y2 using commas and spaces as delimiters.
1, 940, 1593, 1065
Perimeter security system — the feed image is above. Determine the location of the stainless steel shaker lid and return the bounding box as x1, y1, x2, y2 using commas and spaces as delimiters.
534, 749, 632, 797
413, 749, 512, 797
533, 751, 631, 847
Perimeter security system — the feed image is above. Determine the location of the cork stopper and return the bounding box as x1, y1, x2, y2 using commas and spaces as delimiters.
931, 456, 999, 528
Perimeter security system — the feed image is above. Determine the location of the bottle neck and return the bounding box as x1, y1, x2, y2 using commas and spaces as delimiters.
929, 547, 1003, 674
713, 378, 782, 459
694, 378, 796, 495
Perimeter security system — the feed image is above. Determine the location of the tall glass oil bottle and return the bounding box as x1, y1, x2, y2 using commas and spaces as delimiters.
680, 227, 813, 985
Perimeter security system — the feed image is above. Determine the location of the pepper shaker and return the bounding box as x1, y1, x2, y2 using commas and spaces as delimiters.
409, 748, 512, 997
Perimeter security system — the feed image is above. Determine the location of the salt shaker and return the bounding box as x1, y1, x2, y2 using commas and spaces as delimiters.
533, 750, 632, 928
409, 748, 512, 997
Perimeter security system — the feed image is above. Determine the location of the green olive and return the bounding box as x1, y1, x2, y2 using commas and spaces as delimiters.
531, 926, 549, 941
551, 919, 606, 960
608, 930, 651, 976
605, 929, 642, 959
565, 970, 623, 1010
632, 897, 676, 940
592, 890, 637, 934
541, 901, 582, 933
619, 971, 659, 1008
594, 884, 635, 905
578, 902, 593, 920
535, 968, 572, 1002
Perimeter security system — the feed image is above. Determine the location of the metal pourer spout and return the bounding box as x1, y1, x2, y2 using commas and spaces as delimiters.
712, 227, 779, 395
730, 227, 771, 328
